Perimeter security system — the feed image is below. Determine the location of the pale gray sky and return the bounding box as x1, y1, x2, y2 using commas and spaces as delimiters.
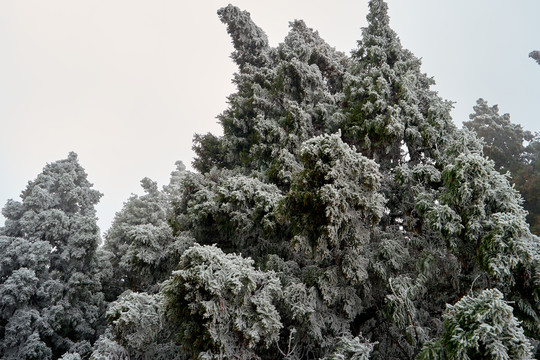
1, 1, 539, 235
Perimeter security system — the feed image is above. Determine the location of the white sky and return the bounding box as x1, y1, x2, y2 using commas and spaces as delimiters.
1, 1, 539, 235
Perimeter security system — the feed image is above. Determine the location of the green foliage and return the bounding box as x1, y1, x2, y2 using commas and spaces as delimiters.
170, 169, 286, 262
106, 291, 164, 350
418, 289, 533, 360
193, 5, 347, 188
283, 132, 384, 262
279, 132, 385, 328
343, 0, 454, 167
464, 99, 532, 173
180, 2, 539, 359
90, 291, 184, 360
162, 244, 283, 359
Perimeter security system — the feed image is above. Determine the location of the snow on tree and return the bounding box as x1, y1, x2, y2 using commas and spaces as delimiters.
169, 168, 287, 262
92, 161, 192, 359
0, 152, 109, 359
193, 4, 348, 187
90, 291, 184, 360
103, 161, 191, 295
418, 288, 533, 360
281, 132, 384, 322
3, 2, 536, 359
324, 336, 375, 360
342, 0, 454, 167
405, 128, 540, 342
465, 99, 540, 235
162, 244, 283, 359
164, 2, 540, 359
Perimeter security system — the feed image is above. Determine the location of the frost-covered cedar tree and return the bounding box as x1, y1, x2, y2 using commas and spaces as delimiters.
530, 50, 540, 65
413, 130, 539, 344
103, 161, 192, 296
164, 1, 539, 359
91, 162, 192, 359
91, 161, 195, 359
0, 152, 110, 359
465, 99, 540, 235
170, 169, 286, 260
281, 132, 385, 321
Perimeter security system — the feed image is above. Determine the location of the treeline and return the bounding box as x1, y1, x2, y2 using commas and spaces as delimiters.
1, 1, 539, 359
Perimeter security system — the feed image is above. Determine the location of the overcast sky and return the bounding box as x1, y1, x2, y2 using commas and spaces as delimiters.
1, 1, 539, 235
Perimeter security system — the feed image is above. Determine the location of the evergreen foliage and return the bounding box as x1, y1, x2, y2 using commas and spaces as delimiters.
464, 99, 533, 173
104, 161, 191, 295
90, 291, 184, 360
162, 244, 283, 359
2, 2, 539, 359
418, 289, 533, 360
342, 0, 454, 167
464, 98, 540, 235
193, 4, 348, 187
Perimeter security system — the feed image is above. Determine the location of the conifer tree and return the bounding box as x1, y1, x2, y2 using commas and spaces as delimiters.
0, 153, 109, 359
164, 2, 539, 359
464, 99, 532, 173
88, 2, 540, 359
464, 98, 540, 235
418, 289, 533, 360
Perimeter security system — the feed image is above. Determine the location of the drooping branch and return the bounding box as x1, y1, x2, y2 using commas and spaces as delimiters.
217, 4, 269, 68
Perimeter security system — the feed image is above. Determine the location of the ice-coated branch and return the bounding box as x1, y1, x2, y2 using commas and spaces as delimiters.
218, 4, 269, 68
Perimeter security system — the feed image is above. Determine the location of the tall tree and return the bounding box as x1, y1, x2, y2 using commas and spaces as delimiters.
464, 98, 532, 173
87, 2, 540, 359
165, 2, 540, 359
0, 153, 109, 359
